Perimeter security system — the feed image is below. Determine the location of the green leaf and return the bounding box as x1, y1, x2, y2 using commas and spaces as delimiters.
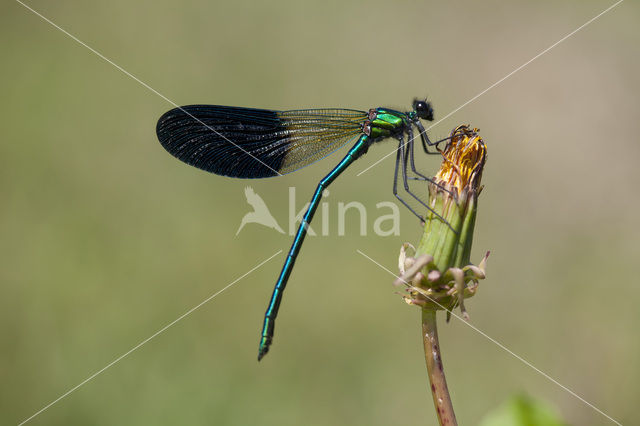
479, 394, 566, 426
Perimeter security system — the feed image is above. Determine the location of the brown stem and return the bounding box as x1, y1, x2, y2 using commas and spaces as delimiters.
422, 309, 457, 426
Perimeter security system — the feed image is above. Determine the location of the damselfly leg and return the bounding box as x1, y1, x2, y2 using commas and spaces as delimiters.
393, 134, 452, 227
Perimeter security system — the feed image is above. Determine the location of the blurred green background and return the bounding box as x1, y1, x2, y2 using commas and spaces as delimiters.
2, 0, 639, 425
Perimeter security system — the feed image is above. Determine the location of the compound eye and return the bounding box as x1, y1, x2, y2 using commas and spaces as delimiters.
414, 100, 433, 121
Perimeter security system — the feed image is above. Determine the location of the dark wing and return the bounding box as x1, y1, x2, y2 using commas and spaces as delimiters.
156, 105, 368, 178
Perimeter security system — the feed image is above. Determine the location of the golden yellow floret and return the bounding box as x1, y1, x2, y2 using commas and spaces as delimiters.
434, 125, 486, 197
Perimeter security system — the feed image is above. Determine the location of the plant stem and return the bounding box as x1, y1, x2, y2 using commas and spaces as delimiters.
422, 309, 457, 426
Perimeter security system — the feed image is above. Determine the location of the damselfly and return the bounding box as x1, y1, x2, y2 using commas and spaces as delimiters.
156, 99, 449, 360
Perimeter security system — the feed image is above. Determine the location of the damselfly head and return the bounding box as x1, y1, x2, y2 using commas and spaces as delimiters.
413, 99, 434, 121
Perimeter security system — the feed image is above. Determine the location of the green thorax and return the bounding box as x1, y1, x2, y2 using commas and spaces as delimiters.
368, 108, 409, 139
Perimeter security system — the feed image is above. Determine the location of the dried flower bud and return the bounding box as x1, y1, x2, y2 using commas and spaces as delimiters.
395, 125, 488, 318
